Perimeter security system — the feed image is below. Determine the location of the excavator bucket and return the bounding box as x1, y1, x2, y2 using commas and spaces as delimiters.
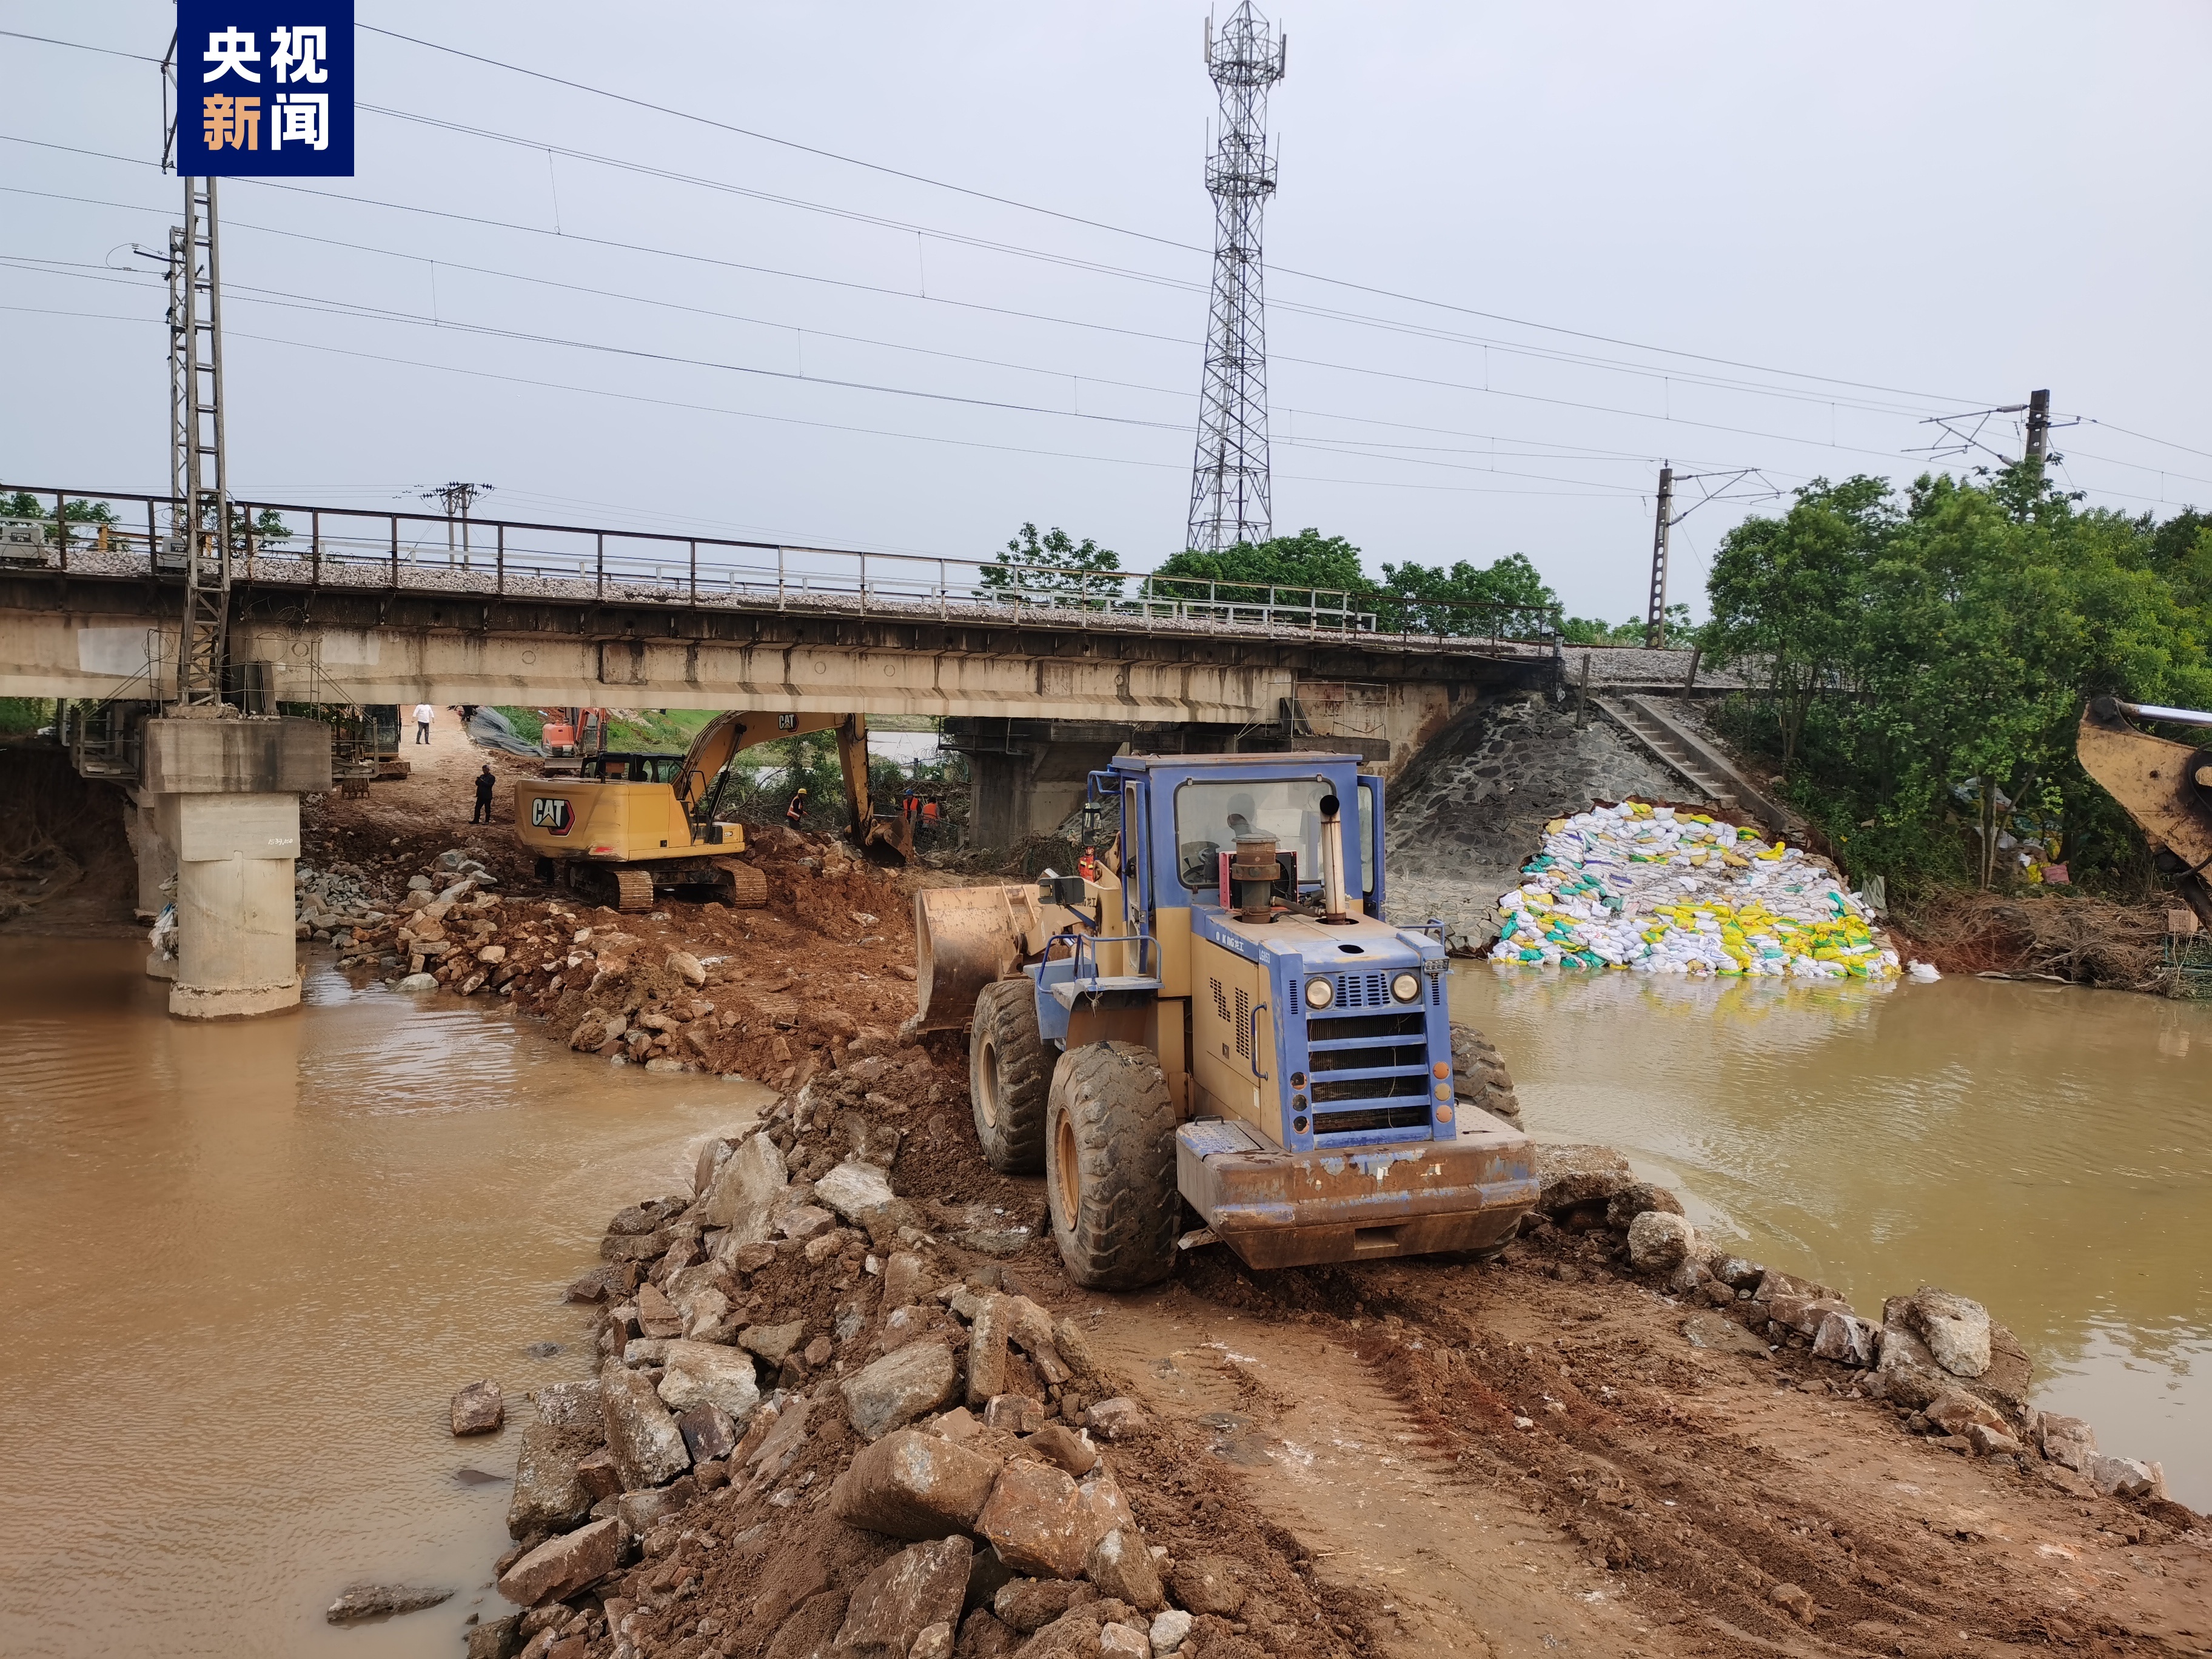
904, 883, 1044, 1036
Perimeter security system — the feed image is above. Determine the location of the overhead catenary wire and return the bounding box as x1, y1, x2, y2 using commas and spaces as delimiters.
0, 164, 2084, 483
9, 22, 2211, 483
5, 29, 2205, 511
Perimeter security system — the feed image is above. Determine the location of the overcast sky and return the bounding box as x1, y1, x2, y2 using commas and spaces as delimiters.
4, 2, 2209, 622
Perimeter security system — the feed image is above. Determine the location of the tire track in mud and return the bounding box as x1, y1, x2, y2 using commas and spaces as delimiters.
1091, 1235, 2212, 1659
1087, 1285, 1682, 1658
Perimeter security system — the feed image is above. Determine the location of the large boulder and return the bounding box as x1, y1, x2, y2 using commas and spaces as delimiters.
657, 1339, 763, 1426
842, 1342, 959, 1441
967, 1295, 1013, 1408
699, 1133, 789, 1242
601, 1362, 692, 1490
2037, 1412, 2097, 1472
834, 1428, 1004, 1538
496, 1518, 622, 1607
832, 1536, 973, 1659
1896, 1287, 1991, 1378
506, 1423, 593, 1539
1626, 1210, 1695, 1272
1086, 1526, 1164, 1612
814, 1159, 902, 1230
1531, 1143, 1636, 1218
451, 1379, 504, 1436
974, 1459, 1096, 1579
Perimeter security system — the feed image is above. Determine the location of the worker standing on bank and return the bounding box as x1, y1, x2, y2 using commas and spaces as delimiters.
414, 701, 435, 744
471, 765, 497, 825
785, 785, 809, 828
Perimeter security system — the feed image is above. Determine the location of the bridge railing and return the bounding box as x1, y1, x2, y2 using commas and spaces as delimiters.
1, 486, 1562, 652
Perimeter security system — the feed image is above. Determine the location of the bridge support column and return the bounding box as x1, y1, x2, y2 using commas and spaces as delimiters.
945, 720, 1134, 851
141, 717, 330, 1019
122, 788, 179, 979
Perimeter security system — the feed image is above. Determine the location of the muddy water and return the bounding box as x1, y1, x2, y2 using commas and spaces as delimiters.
1453, 965, 2212, 1504
0, 937, 769, 1659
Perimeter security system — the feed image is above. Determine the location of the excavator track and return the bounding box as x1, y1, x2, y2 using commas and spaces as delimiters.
612, 869, 656, 913
716, 859, 768, 910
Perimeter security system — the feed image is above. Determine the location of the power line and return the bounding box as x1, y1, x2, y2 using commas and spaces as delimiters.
4, 22, 2014, 413
0, 303, 1652, 503
0, 166, 2031, 477
353, 21, 2009, 409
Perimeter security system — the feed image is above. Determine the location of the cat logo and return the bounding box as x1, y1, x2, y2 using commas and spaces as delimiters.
531, 797, 574, 836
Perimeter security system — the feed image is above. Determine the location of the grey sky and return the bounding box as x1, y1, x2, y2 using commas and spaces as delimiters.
3, 2, 2207, 622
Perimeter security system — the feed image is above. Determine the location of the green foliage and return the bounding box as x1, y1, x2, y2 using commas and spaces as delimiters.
233, 506, 291, 545
980, 523, 1122, 604
495, 706, 547, 745
1, 493, 120, 546
1375, 552, 1560, 636
1703, 464, 2212, 896
0, 697, 54, 735
1560, 608, 1688, 646
1156, 528, 1371, 606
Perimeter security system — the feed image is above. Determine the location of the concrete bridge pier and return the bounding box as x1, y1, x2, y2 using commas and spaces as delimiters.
947, 720, 1134, 850
139, 717, 330, 1019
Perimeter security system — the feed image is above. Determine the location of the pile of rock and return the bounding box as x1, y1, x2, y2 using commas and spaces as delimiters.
1532, 1144, 2170, 1501
474, 1070, 1226, 1659
292, 861, 389, 945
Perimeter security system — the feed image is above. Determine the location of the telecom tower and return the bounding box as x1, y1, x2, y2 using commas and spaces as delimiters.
1185, 2, 1286, 554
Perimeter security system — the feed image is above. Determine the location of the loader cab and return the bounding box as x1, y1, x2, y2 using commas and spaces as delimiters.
1093, 753, 1449, 1157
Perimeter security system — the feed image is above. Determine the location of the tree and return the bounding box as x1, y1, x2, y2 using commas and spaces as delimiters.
979, 523, 1121, 606
1702, 461, 2212, 896
1375, 552, 1558, 636
1706, 476, 1892, 767
1152, 529, 1375, 622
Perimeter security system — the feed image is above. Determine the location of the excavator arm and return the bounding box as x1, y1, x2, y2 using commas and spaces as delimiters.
2078, 696, 2212, 928
671, 709, 911, 861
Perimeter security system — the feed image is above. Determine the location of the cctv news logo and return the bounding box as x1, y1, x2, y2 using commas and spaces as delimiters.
531, 799, 575, 837
174, 4, 356, 178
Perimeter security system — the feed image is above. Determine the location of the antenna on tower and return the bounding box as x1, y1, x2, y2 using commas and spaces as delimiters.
1185, 1, 1286, 555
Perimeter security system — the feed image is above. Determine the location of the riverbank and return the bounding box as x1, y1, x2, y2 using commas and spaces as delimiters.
469, 1094, 2212, 1659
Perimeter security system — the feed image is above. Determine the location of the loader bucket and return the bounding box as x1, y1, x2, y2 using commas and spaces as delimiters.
903, 883, 1040, 1035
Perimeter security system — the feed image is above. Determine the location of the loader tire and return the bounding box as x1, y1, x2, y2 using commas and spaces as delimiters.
1045, 1041, 1178, 1290
1450, 1022, 1522, 1126
970, 979, 1049, 1175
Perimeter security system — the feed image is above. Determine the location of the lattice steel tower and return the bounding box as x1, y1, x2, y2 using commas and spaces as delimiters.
1186, 2, 1286, 554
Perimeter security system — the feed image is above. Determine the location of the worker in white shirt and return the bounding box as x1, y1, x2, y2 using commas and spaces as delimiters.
414, 702, 435, 744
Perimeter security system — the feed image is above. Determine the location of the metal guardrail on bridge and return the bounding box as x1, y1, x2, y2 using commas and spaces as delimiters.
0, 484, 1563, 656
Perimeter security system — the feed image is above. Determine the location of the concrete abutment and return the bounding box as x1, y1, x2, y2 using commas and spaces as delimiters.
139, 717, 329, 1019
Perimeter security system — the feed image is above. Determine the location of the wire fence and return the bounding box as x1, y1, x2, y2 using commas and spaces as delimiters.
0, 484, 1563, 653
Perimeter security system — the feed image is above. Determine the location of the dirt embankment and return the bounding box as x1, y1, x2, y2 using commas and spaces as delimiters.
0, 742, 139, 932
467, 1101, 2212, 1659
1889, 891, 2187, 995
298, 739, 2212, 1659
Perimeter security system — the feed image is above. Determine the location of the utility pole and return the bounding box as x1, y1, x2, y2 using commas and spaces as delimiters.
422, 481, 494, 568
2024, 389, 2051, 464
1644, 464, 1675, 649
1186, 2, 1287, 554
172, 175, 233, 710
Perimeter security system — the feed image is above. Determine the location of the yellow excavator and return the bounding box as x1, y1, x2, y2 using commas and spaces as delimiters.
512, 711, 912, 911
2079, 696, 2212, 929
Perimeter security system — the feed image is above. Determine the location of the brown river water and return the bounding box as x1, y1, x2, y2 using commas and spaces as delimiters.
0, 937, 2207, 1656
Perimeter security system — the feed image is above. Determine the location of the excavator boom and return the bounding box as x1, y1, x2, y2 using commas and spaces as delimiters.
2078, 697, 2212, 927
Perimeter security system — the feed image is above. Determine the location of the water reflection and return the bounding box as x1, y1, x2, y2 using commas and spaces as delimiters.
1455, 964, 2212, 1503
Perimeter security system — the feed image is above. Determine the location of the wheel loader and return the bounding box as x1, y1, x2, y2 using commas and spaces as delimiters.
907, 750, 1537, 1289
512, 711, 912, 911
2078, 696, 2212, 928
